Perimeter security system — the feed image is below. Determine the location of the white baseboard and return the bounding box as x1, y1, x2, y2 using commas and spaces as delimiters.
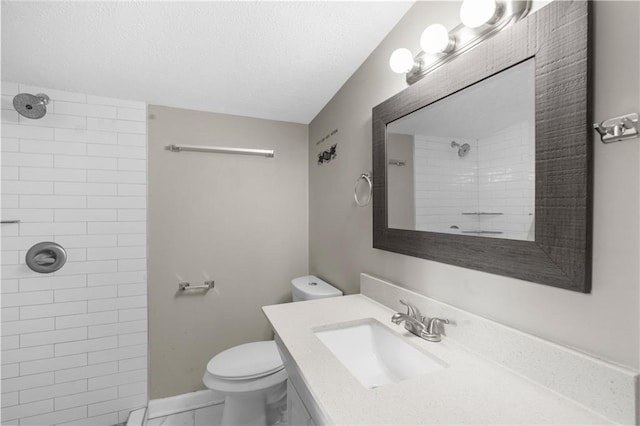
147, 390, 224, 419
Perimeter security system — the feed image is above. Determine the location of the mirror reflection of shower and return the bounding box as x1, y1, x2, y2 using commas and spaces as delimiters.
451, 140, 470, 157
13, 93, 50, 119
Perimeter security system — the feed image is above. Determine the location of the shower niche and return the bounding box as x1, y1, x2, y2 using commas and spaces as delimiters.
386, 59, 535, 241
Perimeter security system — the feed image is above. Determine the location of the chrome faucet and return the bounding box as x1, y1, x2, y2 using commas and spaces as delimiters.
391, 300, 449, 342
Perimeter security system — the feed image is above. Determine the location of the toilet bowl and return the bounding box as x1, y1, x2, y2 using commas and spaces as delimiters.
203, 275, 342, 426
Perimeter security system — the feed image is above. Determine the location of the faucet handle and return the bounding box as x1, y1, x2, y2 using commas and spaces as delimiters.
399, 300, 423, 321
427, 317, 449, 334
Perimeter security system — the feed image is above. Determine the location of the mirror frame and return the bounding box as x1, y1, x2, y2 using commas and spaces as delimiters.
372, 0, 592, 292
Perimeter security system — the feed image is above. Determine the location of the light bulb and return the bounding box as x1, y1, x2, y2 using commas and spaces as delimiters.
420, 24, 455, 54
389, 48, 415, 74
460, 0, 498, 29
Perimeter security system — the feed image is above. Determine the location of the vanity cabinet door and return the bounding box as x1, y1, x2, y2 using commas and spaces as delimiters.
287, 379, 315, 426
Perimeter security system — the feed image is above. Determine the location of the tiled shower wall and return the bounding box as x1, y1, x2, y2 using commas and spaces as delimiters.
1, 82, 147, 425
413, 122, 534, 240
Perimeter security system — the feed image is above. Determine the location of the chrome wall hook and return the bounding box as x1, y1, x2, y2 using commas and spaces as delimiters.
593, 113, 639, 144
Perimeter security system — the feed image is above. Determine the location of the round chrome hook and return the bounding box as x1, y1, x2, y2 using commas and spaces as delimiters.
354, 172, 373, 207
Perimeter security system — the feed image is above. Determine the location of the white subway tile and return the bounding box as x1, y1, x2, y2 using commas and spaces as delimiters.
54, 182, 117, 196
55, 361, 117, 383
55, 336, 117, 357
20, 353, 87, 375
19, 84, 86, 103
54, 155, 117, 171
117, 234, 146, 247
2, 372, 54, 392
117, 158, 146, 171
87, 170, 146, 184
2, 264, 44, 280
19, 222, 86, 236
116, 107, 146, 122
2, 109, 20, 124
2, 124, 54, 140
21, 327, 87, 348
55, 286, 117, 303
86, 298, 117, 312
86, 143, 120, 158
58, 412, 118, 426
117, 381, 146, 398
20, 380, 87, 404
2, 392, 18, 408
1, 318, 54, 336
1, 345, 53, 365
54, 209, 116, 222
1, 225, 19, 237
55, 101, 117, 119
1, 290, 53, 308
2, 194, 19, 208
54, 260, 118, 276
20, 167, 86, 182
118, 332, 147, 348
56, 387, 117, 410
86, 95, 145, 110
118, 355, 146, 373
117, 259, 146, 272
56, 311, 118, 330
20, 195, 86, 209
117, 184, 146, 197
88, 271, 145, 287
19, 274, 86, 292
117, 284, 146, 297
2, 81, 19, 96
88, 196, 145, 209
19, 406, 86, 426
55, 128, 117, 145
0, 398, 53, 423
2, 363, 19, 378
87, 393, 145, 417
1, 278, 19, 293
87, 222, 145, 235
54, 235, 117, 248
2, 152, 53, 167
2, 251, 19, 266
2, 335, 20, 349
2, 307, 19, 322
88, 344, 146, 365
88, 320, 146, 339
20, 301, 87, 320
1, 166, 19, 180
117, 133, 145, 147
2, 180, 53, 195
87, 246, 145, 261
87, 118, 145, 134
2, 208, 54, 222
1, 137, 20, 151
20, 139, 86, 156
18, 113, 86, 130
87, 368, 145, 391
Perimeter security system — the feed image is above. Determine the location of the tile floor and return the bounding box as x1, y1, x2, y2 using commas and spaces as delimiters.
145, 404, 224, 426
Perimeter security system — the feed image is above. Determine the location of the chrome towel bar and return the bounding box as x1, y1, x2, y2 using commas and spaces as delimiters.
178, 281, 215, 292
166, 144, 274, 158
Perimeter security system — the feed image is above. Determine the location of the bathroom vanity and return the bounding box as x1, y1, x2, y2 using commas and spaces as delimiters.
263, 274, 639, 425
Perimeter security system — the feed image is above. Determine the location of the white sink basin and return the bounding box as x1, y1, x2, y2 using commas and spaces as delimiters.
314, 318, 446, 389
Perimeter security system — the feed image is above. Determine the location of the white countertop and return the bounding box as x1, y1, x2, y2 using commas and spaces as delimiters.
263, 295, 611, 425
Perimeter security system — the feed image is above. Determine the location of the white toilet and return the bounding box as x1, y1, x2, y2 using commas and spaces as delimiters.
203, 275, 342, 426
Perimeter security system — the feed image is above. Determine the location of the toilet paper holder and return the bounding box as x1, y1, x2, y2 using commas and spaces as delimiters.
178, 281, 215, 292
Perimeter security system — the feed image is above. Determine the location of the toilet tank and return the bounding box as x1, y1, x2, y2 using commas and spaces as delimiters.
291, 275, 342, 302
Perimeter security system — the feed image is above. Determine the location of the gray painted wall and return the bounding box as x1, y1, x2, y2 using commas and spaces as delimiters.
308, 1, 640, 370
148, 106, 308, 398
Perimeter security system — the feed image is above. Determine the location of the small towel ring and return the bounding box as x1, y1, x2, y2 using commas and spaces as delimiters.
354, 172, 373, 206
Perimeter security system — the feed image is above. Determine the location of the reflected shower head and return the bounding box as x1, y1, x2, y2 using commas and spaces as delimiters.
451, 140, 470, 157
13, 93, 50, 119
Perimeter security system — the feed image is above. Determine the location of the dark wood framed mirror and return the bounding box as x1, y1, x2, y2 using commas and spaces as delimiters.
372, 0, 592, 292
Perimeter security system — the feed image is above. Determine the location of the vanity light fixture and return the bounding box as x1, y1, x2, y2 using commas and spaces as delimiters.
389, 0, 530, 84
420, 24, 455, 54
460, 0, 500, 29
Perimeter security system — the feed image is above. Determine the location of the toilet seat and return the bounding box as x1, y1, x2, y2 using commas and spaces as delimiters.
206, 340, 284, 381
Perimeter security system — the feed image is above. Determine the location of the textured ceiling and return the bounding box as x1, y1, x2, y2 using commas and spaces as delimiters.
1, 1, 413, 124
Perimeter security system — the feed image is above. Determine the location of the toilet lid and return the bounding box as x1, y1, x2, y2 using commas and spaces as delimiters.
206, 340, 284, 381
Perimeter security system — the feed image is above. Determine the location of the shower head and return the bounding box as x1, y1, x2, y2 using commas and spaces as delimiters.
13, 93, 50, 119
451, 140, 470, 157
